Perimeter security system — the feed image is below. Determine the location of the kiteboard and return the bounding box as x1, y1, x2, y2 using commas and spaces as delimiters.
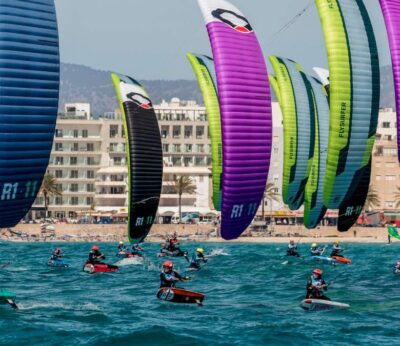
306, 256, 336, 265
156, 287, 204, 305
331, 256, 351, 264
300, 299, 349, 311
48, 259, 69, 268
157, 250, 188, 258
0, 289, 18, 309
83, 263, 118, 274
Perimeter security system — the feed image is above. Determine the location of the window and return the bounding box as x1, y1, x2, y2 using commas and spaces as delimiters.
87, 143, 94, 152
55, 143, 63, 151
184, 157, 193, 167
121, 125, 125, 137
111, 187, 124, 194
87, 157, 96, 165
70, 184, 78, 192
113, 157, 122, 166
382, 122, 390, 128
71, 197, 79, 205
173, 144, 181, 153
73, 129, 79, 138
87, 197, 94, 205
184, 126, 193, 139
196, 126, 205, 139
111, 175, 124, 182
55, 197, 63, 206
386, 201, 395, 208
82, 130, 88, 138
161, 126, 169, 139
196, 144, 204, 153
70, 170, 78, 179
173, 126, 181, 138
162, 144, 169, 153
385, 175, 396, 181
70, 157, 78, 165
185, 144, 192, 153
55, 129, 63, 138
383, 148, 397, 156
72, 143, 78, 151
55, 170, 63, 178
273, 146, 279, 154
110, 125, 118, 138
55, 157, 64, 165
87, 184, 95, 192
376, 175, 381, 181
195, 157, 205, 166
87, 170, 95, 179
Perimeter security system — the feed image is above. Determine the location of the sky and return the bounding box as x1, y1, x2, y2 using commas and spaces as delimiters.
55, 0, 391, 80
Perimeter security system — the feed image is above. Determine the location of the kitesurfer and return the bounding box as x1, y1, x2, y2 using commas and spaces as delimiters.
330, 241, 344, 258
117, 241, 127, 254
160, 261, 189, 288
310, 243, 324, 256
87, 245, 105, 264
306, 268, 329, 300
393, 261, 400, 274
131, 243, 144, 256
286, 240, 300, 257
50, 248, 62, 261
189, 248, 208, 269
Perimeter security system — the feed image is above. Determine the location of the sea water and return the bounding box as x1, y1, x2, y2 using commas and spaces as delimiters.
0, 242, 399, 345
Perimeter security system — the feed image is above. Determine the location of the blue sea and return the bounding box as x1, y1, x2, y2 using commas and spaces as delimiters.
0, 241, 399, 345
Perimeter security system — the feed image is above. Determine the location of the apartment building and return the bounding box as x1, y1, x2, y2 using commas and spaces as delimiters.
371, 108, 400, 215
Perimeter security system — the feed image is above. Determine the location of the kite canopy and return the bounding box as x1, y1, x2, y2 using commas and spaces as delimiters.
0, 0, 60, 227
197, 0, 272, 240
316, 0, 380, 209
187, 53, 222, 211
379, 0, 400, 161
111, 73, 163, 243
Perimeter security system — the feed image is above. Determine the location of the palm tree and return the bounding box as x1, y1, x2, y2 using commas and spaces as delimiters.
395, 186, 400, 208
364, 185, 381, 211
40, 174, 62, 218
262, 183, 280, 222
173, 175, 197, 222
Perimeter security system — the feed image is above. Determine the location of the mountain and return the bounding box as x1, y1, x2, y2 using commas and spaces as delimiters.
59, 63, 203, 115
59, 63, 396, 115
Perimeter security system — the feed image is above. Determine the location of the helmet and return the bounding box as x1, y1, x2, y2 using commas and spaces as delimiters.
289, 240, 294, 244
334, 241, 340, 245
197, 248, 204, 253
92, 245, 99, 251
163, 261, 173, 268
311, 243, 317, 248
119, 241, 124, 245
55, 248, 61, 253
313, 268, 323, 276
397, 261, 400, 266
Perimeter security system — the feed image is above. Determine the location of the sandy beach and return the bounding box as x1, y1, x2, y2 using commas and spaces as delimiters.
1, 223, 396, 244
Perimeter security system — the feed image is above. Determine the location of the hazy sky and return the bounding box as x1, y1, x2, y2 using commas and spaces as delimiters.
55, 0, 390, 80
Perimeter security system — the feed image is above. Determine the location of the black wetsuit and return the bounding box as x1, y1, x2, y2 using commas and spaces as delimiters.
286, 244, 300, 257
189, 253, 207, 269
160, 270, 183, 288
87, 250, 105, 264
50, 251, 62, 261
306, 276, 329, 300
330, 245, 343, 258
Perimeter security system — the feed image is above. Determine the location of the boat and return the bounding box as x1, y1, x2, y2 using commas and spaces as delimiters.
47, 259, 69, 268
331, 256, 352, 264
156, 287, 204, 305
83, 263, 118, 274
300, 298, 349, 311
0, 289, 17, 309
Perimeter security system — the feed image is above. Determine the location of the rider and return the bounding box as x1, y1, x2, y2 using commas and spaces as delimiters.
310, 243, 323, 256
87, 245, 105, 264
160, 261, 189, 288
286, 240, 300, 257
117, 241, 127, 254
330, 241, 344, 258
159, 243, 168, 255
306, 268, 329, 300
189, 248, 208, 269
50, 248, 62, 261
131, 243, 144, 256
394, 261, 400, 273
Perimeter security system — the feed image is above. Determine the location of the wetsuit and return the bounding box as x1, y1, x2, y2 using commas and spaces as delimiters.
394, 266, 400, 274
287, 244, 300, 257
117, 245, 127, 253
160, 270, 184, 288
50, 251, 62, 261
87, 250, 105, 264
189, 252, 207, 269
330, 245, 343, 258
306, 276, 329, 300
310, 248, 323, 256
131, 244, 143, 256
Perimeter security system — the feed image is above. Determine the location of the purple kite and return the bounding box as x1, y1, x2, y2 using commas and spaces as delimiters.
197, 0, 272, 240
380, 0, 400, 161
